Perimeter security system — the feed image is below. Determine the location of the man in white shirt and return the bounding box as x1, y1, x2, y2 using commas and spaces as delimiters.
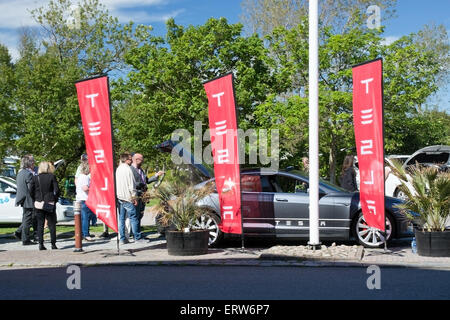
116, 153, 146, 244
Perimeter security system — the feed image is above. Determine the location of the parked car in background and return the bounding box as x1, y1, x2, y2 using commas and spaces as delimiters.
0, 175, 74, 224
1, 156, 19, 178
385, 145, 450, 199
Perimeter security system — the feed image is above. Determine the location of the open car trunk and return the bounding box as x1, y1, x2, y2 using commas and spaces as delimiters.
155, 140, 214, 182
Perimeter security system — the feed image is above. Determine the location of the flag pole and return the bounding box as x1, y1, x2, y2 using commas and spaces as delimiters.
106, 76, 120, 256
231, 74, 245, 252
381, 59, 388, 253
308, 0, 321, 249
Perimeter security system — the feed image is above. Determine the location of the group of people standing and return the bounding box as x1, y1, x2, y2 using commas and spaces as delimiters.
115, 152, 163, 244
13, 151, 163, 250
75, 152, 163, 245
14, 155, 60, 250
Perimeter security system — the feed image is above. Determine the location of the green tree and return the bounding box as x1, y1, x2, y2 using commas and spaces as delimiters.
240, 0, 397, 36
11, 0, 146, 177
0, 44, 17, 162
116, 18, 285, 168
256, 16, 446, 183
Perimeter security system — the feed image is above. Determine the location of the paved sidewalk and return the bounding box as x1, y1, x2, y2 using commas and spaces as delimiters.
1, 207, 449, 270
1, 230, 449, 270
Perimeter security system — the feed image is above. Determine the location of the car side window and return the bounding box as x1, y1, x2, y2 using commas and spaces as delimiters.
241, 174, 262, 192
273, 175, 308, 193
260, 175, 274, 192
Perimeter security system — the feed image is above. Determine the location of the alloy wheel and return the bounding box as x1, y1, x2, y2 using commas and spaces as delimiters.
192, 213, 220, 246
355, 213, 393, 248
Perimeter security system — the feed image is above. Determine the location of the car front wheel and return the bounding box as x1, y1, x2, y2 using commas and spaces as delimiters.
192, 211, 223, 247
353, 212, 395, 248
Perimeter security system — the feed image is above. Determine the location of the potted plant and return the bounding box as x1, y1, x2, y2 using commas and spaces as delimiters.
147, 174, 215, 256
390, 161, 450, 257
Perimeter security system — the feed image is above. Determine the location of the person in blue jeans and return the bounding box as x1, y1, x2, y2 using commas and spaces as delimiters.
75, 162, 95, 241
118, 200, 142, 243
116, 153, 147, 244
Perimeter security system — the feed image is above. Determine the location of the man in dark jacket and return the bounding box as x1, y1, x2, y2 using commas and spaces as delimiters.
14, 155, 37, 245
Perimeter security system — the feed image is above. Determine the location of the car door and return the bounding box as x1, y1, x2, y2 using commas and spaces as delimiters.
270, 173, 310, 239
0, 180, 21, 223
241, 173, 275, 237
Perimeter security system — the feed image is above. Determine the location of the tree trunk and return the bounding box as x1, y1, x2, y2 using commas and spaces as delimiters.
329, 141, 337, 184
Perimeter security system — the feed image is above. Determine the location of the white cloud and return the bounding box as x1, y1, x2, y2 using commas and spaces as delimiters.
101, 0, 168, 9
381, 35, 400, 45
0, 0, 48, 28
0, 29, 23, 61
0, 0, 180, 61
114, 8, 184, 24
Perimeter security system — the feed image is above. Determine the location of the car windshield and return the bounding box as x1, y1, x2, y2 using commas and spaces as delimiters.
406, 152, 450, 166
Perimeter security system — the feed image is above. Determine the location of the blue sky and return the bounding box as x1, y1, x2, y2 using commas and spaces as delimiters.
0, 0, 448, 111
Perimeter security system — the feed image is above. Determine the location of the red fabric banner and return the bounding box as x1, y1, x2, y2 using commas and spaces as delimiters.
352, 59, 385, 232
75, 76, 118, 232
203, 74, 242, 234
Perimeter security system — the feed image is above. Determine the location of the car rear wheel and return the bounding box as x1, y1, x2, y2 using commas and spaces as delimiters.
353, 212, 395, 248
192, 211, 223, 247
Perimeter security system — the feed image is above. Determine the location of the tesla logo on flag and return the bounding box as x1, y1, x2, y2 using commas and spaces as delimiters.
212, 92, 225, 106
204, 73, 242, 235
217, 149, 230, 164
353, 59, 385, 232
360, 140, 374, 155
94, 150, 105, 163
86, 93, 99, 107
360, 109, 374, 125
96, 204, 111, 218
222, 206, 234, 220
88, 121, 101, 136
215, 120, 228, 135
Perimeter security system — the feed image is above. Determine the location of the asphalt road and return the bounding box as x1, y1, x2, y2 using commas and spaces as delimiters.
0, 265, 449, 300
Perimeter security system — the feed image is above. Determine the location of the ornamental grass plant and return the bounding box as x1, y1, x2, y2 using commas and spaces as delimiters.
147, 172, 215, 232
390, 160, 450, 232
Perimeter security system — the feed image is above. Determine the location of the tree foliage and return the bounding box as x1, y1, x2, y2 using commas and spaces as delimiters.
116, 18, 286, 167
4, 0, 147, 178
0, 45, 17, 162
240, 0, 397, 36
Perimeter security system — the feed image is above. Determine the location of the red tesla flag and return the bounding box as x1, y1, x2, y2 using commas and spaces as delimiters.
352, 59, 385, 232
75, 76, 118, 232
203, 73, 242, 234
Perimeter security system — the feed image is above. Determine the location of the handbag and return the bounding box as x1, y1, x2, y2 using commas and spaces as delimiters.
34, 176, 55, 212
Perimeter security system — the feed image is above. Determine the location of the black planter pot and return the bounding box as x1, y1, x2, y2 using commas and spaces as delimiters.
415, 229, 450, 257
166, 230, 209, 256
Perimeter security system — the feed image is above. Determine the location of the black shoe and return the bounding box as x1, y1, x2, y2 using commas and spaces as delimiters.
51, 244, 58, 250
39, 245, 47, 251
22, 241, 36, 246
120, 239, 129, 245
14, 231, 21, 240
99, 232, 109, 239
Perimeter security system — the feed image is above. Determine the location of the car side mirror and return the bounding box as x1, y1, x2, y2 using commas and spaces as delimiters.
5, 187, 16, 194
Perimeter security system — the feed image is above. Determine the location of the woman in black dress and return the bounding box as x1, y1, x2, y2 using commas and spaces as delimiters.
31, 161, 60, 250
340, 155, 358, 192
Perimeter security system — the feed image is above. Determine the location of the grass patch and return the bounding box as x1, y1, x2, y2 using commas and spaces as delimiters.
0, 224, 157, 236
